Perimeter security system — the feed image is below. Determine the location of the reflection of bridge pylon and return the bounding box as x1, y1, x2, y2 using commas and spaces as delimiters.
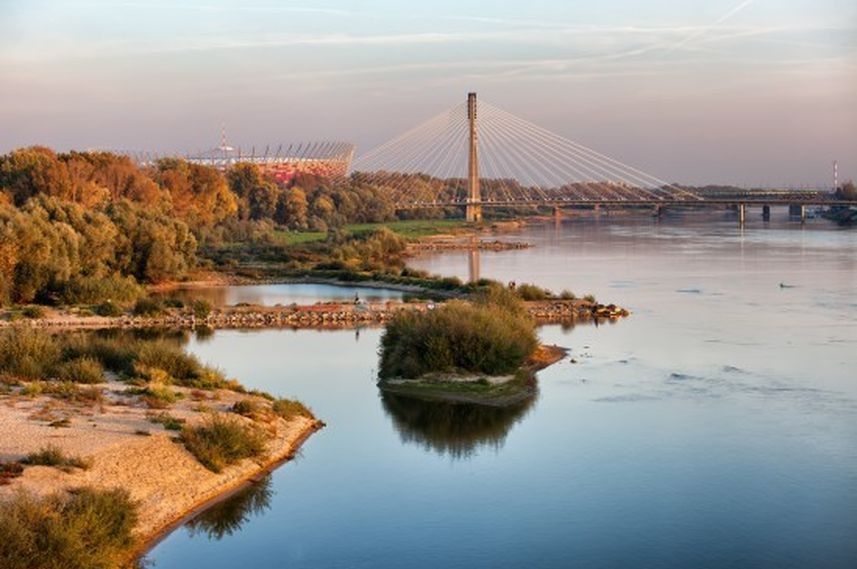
466, 92, 482, 223
468, 239, 481, 283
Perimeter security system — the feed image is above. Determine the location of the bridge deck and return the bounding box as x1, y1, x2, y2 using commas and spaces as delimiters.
397, 198, 857, 209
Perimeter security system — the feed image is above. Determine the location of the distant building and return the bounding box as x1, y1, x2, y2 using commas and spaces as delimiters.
125, 141, 355, 184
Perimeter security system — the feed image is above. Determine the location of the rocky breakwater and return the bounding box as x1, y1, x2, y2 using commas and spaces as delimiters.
527, 300, 630, 323
7, 299, 628, 331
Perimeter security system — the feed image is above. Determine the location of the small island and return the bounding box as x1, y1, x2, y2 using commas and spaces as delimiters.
377, 285, 568, 406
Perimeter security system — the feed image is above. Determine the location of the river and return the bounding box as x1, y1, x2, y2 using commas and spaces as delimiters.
146, 211, 856, 569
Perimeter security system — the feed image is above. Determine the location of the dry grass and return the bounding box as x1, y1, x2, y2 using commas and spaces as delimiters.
181, 414, 267, 473
0, 487, 137, 569
23, 445, 91, 472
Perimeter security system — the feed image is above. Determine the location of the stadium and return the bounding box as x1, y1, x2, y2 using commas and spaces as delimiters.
127, 138, 355, 184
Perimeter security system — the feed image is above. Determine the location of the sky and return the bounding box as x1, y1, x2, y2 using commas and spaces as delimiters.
1, 0, 855, 186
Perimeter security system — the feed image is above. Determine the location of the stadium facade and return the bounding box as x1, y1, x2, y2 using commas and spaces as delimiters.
127, 140, 355, 184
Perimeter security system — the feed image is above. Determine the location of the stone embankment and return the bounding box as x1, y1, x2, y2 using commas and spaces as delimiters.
408, 239, 532, 252
7, 300, 628, 330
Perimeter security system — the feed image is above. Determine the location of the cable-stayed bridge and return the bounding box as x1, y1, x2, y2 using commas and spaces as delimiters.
352, 93, 852, 223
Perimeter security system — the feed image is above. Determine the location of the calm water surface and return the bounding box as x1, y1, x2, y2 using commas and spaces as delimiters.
157, 282, 404, 307
148, 213, 856, 569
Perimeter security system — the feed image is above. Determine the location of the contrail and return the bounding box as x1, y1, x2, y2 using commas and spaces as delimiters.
666, 0, 757, 52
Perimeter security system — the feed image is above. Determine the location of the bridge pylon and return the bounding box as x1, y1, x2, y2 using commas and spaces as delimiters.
466, 92, 482, 222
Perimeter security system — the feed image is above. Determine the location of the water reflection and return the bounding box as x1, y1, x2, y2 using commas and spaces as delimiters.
185, 476, 274, 541
155, 283, 404, 308
380, 390, 537, 459
468, 241, 481, 283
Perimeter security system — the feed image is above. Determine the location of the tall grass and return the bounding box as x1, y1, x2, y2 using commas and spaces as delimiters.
182, 414, 267, 473
54, 357, 104, 384
61, 275, 143, 305
0, 326, 61, 379
0, 327, 230, 395
0, 488, 137, 569
271, 398, 313, 421
24, 445, 90, 472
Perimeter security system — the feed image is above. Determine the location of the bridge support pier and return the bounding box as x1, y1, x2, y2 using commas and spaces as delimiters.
738, 203, 746, 226
466, 203, 482, 223
762, 205, 771, 221
788, 203, 806, 223
553, 206, 562, 221
653, 205, 664, 219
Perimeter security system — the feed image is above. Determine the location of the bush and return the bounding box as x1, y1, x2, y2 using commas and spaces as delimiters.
21, 305, 45, 319
379, 294, 538, 379
147, 411, 185, 431
61, 275, 143, 305
191, 299, 212, 319
271, 398, 313, 421
62, 336, 137, 376
23, 445, 90, 471
583, 294, 596, 303
516, 283, 549, 301
0, 326, 60, 379
559, 289, 576, 300
22, 381, 103, 404
0, 487, 137, 569
182, 414, 267, 473
231, 399, 259, 418
94, 301, 123, 317
129, 383, 181, 408
132, 297, 164, 316
53, 357, 104, 384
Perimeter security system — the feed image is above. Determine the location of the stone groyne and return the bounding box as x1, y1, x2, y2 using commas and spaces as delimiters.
5, 300, 629, 330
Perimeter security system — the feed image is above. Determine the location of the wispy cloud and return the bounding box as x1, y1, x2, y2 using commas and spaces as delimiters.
666, 0, 756, 53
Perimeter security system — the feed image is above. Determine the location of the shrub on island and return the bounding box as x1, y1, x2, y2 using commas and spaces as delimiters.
379, 286, 538, 380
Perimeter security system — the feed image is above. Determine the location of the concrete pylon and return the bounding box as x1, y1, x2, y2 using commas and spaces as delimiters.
465, 92, 482, 223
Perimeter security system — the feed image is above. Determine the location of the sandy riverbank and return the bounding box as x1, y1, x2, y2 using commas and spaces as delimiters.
0, 382, 322, 553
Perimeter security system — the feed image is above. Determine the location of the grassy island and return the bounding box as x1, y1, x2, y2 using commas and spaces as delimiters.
377, 286, 566, 406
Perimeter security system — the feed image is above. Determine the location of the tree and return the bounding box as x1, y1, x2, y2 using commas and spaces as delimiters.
247, 181, 279, 221
837, 180, 857, 201
0, 147, 73, 205
156, 159, 238, 228
275, 187, 308, 229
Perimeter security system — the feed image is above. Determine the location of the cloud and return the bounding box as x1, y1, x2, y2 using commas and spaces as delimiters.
666, 0, 757, 53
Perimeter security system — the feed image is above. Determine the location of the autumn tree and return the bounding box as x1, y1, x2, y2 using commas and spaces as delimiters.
0, 147, 73, 205
155, 158, 237, 228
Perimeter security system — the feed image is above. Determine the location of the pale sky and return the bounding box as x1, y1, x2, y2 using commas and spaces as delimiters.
1, 0, 855, 186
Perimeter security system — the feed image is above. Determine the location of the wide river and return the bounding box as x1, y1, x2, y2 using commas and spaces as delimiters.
147, 211, 856, 568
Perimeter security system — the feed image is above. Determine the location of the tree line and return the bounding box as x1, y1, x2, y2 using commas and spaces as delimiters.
0, 146, 433, 306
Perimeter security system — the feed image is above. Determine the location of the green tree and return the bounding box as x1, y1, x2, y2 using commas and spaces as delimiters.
837, 180, 857, 201
275, 187, 309, 229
